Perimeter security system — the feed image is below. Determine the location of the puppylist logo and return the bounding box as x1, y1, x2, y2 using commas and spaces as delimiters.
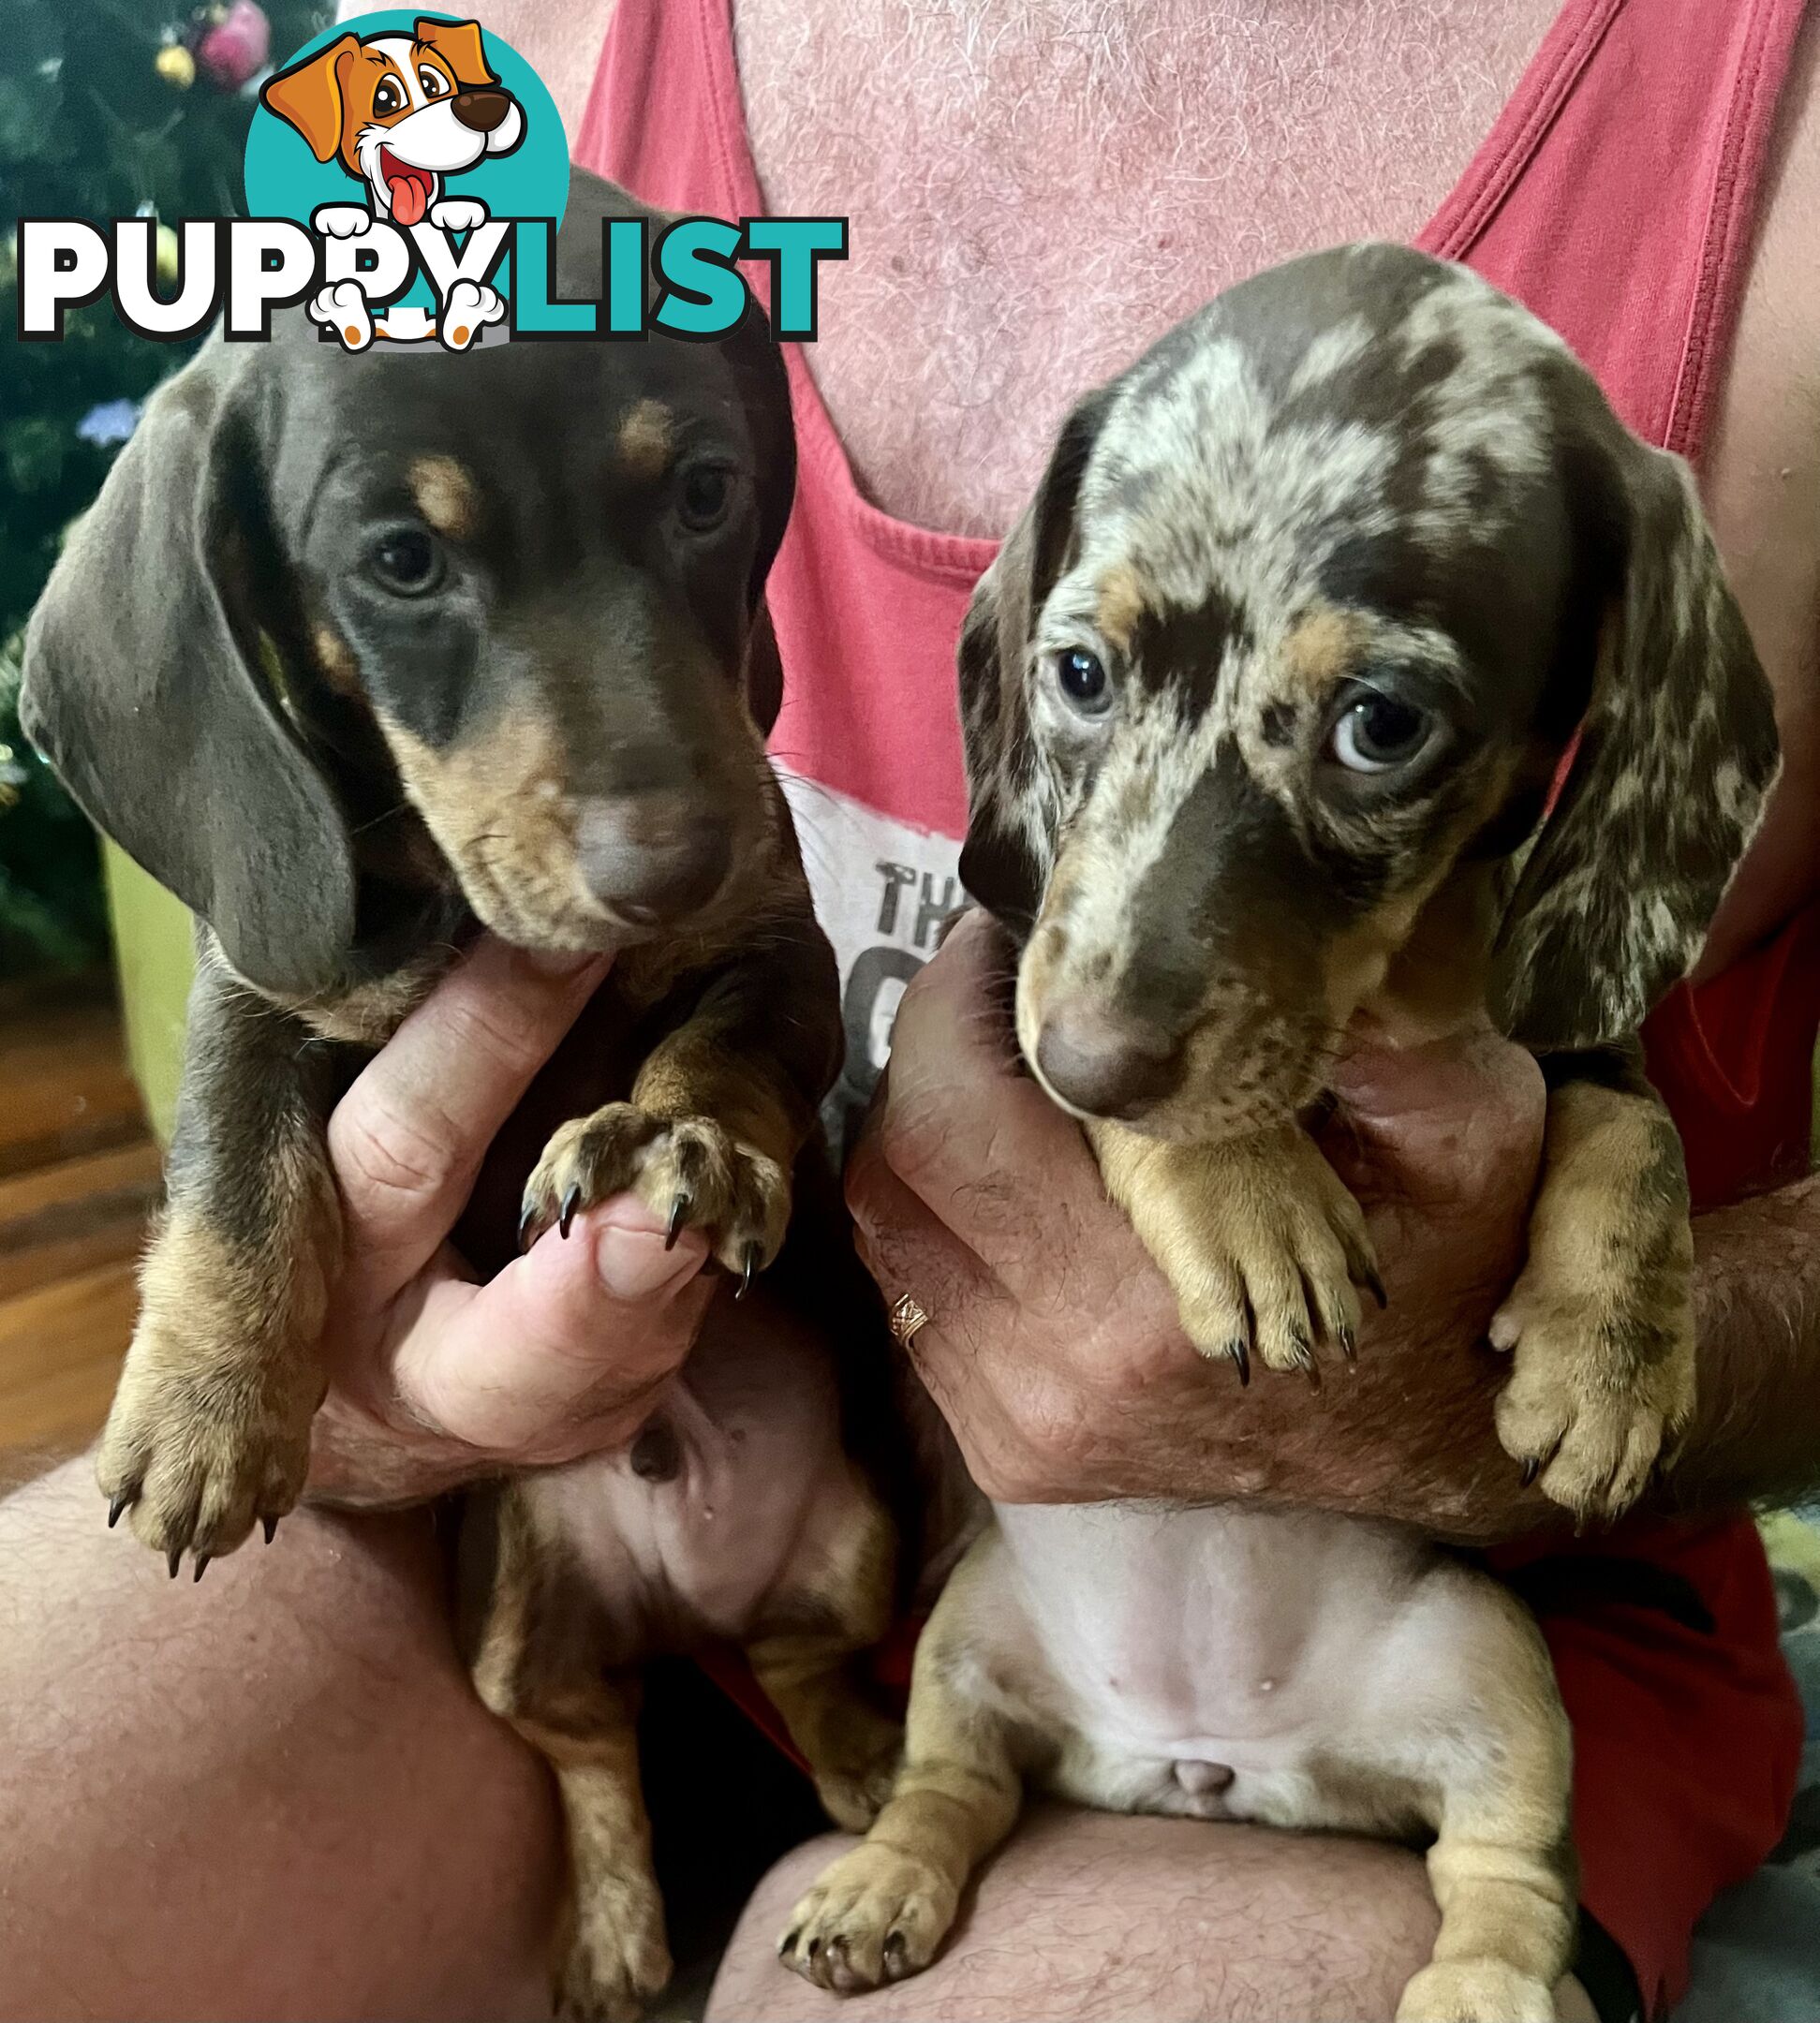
15, 11, 846, 353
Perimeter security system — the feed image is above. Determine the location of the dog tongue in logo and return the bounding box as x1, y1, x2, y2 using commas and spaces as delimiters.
380, 149, 433, 227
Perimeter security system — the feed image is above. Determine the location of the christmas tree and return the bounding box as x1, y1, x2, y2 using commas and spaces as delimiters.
1, 0, 328, 979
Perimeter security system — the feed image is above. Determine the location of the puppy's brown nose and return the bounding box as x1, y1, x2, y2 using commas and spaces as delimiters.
1034, 999, 1181, 1118
578, 795, 731, 926
451, 88, 512, 132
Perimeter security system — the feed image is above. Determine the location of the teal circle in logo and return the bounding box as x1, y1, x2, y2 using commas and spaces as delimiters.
245, 11, 569, 235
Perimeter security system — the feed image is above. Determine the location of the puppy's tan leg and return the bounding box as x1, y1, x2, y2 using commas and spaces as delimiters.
1091, 1117, 1381, 1381
522, 926, 838, 1282
1491, 1044, 1696, 1519
466, 1488, 669, 2023
97, 942, 342, 1569
777, 1533, 1025, 1994
746, 1468, 902, 1833
1395, 1591, 1576, 2023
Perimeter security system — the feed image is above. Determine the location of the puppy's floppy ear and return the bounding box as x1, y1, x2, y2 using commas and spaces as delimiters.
744, 602, 785, 738
1491, 430, 1780, 1049
259, 33, 358, 163
413, 17, 498, 89
720, 298, 796, 733
957, 386, 1114, 933
21, 345, 357, 998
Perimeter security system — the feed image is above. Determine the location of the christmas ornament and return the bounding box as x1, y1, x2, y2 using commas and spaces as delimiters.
155, 41, 197, 90
196, 1, 271, 93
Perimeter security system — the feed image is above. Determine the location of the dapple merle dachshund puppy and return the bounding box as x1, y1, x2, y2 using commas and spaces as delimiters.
781, 246, 1778, 2022
23, 172, 902, 2020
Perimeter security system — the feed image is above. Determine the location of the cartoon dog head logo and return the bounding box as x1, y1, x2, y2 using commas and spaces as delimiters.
260, 17, 524, 230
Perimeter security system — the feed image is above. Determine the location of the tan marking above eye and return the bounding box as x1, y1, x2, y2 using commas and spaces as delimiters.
408, 455, 481, 541
312, 623, 360, 697
1094, 563, 1148, 654
616, 399, 674, 480
1279, 607, 1367, 697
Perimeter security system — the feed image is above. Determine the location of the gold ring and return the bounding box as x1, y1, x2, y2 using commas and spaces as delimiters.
888, 1292, 931, 1349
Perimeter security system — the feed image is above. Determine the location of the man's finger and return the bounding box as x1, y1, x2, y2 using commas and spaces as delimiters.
881, 910, 1106, 1274
329, 938, 611, 1295
392, 1200, 713, 1459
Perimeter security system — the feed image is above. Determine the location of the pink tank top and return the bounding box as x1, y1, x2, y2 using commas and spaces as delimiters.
580, 0, 1818, 1197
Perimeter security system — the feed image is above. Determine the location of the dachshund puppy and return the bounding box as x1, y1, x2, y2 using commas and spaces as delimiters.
24, 172, 901, 2020
780, 246, 1777, 2022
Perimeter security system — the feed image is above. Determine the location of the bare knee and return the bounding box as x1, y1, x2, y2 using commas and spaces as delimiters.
708, 1806, 1443, 2022
0, 1460, 563, 2022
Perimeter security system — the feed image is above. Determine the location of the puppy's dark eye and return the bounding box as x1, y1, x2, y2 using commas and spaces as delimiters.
676, 465, 733, 532
418, 66, 448, 98
373, 78, 403, 115
370, 529, 445, 596
1055, 647, 1110, 714
1329, 689, 1430, 772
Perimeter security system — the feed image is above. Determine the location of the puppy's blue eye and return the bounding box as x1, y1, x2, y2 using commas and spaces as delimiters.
371, 529, 444, 596
1330, 690, 1429, 772
1056, 648, 1109, 713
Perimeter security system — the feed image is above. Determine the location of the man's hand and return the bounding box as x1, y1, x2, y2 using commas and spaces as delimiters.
308, 938, 718, 1506
849, 909, 1556, 1542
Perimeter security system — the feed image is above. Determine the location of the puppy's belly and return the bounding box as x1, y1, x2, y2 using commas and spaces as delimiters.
518, 1297, 865, 1659
990, 1501, 1481, 1829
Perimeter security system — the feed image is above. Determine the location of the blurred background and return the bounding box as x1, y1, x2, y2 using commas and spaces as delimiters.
0, 0, 326, 1461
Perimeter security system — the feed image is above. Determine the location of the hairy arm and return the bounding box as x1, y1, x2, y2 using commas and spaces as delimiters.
1673, 1171, 1820, 1510
854, 913, 1820, 1547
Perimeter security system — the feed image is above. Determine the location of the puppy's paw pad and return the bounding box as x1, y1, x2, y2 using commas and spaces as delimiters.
1492, 1282, 1695, 1521
306, 280, 372, 349
1395, 1959, 1555, 2023
555, 1915, 671, 2023
440, 278, 505, 351
96, 1345, 316, 1568
522, 1106, 791, 1282
778, 1847, 954, 1993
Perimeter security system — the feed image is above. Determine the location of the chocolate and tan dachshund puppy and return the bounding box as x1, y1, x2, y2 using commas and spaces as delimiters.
24, 172, 901, 2020
781, 247, 1778, 2022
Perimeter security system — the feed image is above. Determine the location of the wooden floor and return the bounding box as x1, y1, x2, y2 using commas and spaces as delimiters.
0, 979, 158, 1457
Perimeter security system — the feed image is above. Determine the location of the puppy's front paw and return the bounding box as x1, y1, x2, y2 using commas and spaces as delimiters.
1490, 1248, 1695, 1522
1102, 1124, 1380, 1384
311, 203, 374, 239
556, 1885, 672, 2023
429, 197, 488, 233
1396, 1959, 1555, 2023
96, 1327, 320, 1573
522, 1104, 791, 1287
778, 1844, 956, 1994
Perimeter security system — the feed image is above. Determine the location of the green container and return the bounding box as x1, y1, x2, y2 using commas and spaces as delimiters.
100, 839, 192, 1147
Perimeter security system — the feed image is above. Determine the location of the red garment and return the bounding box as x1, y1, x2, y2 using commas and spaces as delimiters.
577, 1, 1812, 2012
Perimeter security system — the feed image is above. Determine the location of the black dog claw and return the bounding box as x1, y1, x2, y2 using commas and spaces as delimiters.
167, 1548, 182, 1580
107, 1492, 131, 1529
1519, 1456, 1542, 1487
193, 1554, 211, 1583
735, 1244, 761, 1300
557, 1186, 582, 1240
516, 1203, 537, 1252
1227, 1338, 1251, 1387
1337, 1325, 1358, 1364
665, 1195, 688, 1250
262, 1515, 279, 1545
1364, 1267, 1388, 1310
